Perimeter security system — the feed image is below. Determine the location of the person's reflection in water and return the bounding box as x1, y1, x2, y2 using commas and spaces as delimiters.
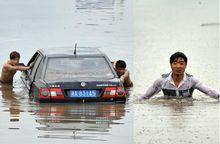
35, 103, 126, 140
0, 83, 21, 122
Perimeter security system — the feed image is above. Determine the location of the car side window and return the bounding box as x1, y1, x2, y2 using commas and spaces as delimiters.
34, 58, 44, 80
26, 52, 40, 76
29, 54, 43, 81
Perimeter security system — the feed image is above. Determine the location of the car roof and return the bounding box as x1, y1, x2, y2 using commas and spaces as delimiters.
38, 47, 105, 57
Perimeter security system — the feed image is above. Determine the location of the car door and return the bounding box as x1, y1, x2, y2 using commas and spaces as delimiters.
21, 52, 43, 90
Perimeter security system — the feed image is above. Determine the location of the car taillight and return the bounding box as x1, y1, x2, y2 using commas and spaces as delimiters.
49, 88, 64, 100
103, 87, 117, 98
39, 88, 64, 100
50, 88, 63, 96
39, 88, 50, 99
116, 86, 126, 97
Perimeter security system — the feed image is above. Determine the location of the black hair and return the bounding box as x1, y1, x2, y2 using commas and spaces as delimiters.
115, 60, 126, 69
170, 52, 187, 64
10, 51, 20, 60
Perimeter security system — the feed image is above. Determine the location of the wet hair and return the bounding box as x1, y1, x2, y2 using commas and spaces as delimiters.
10, 51, 20, 60
115, 60, 126, 69
170, 52, 187, 64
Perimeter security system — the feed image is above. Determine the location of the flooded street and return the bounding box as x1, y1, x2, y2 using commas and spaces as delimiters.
134, 0, 219, 144
0, 0, 133, 144
0, 0, 219, 144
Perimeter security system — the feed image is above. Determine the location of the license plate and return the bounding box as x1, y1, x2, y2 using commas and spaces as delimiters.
69, 90, 97, 98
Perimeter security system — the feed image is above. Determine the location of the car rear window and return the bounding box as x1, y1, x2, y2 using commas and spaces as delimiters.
44, 57, 115, 82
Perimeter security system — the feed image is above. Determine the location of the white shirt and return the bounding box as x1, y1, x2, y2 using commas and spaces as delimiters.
141, 72, 219, 99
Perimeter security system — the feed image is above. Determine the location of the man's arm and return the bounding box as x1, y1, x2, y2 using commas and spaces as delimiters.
5, 63, 31, 71
120, 70, 129, 83
140, 78, 163, 100
192, 77, 219, 99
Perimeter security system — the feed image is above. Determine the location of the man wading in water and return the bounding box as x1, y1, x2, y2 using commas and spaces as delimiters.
140, 52, 219, 100
0, 51, 32, 84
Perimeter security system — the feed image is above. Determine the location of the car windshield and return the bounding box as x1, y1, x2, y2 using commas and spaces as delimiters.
44, 57, 115, 82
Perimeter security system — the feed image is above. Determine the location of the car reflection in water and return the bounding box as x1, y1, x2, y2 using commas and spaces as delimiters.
35, 103, 125, 140
75, 0, 123, 9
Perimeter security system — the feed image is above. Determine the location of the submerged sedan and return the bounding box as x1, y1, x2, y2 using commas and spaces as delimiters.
21, 47, 126, 102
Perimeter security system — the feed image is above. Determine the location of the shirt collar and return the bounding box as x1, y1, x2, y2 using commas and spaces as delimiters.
168, 72, 187, 88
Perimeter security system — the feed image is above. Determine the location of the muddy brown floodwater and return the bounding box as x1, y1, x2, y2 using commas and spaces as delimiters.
0, 82, 133, 144
0, 0, 133, 144
134, 0, 219, 144
0, 0, 219, 144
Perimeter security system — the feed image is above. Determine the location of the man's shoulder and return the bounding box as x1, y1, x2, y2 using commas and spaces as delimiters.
186, 73, 193, 77
2, 62, 18, 71
3, 62, 10, 69
122, 69, 130, 77
161, 72, 174, 78
125, 69, 129, 73
161, 73, 193, 78
161, 73, 170, 78
3, 62, 13, 68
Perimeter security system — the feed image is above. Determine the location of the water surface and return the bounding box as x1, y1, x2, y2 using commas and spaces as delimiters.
0, 0, 133, 143
134, 0, 219, 143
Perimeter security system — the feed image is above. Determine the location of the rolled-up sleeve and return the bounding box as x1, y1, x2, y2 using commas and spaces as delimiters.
192, 77, 219, 99
140, 78, 163, 100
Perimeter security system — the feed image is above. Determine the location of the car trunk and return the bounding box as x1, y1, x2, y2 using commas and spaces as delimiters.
45, 80, 124, 102
60, 81, 115, 98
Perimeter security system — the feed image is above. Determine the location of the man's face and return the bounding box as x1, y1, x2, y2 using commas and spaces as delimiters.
10, 58, 20, 66
116, 67, 126, 76
170, 57, 186, 75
